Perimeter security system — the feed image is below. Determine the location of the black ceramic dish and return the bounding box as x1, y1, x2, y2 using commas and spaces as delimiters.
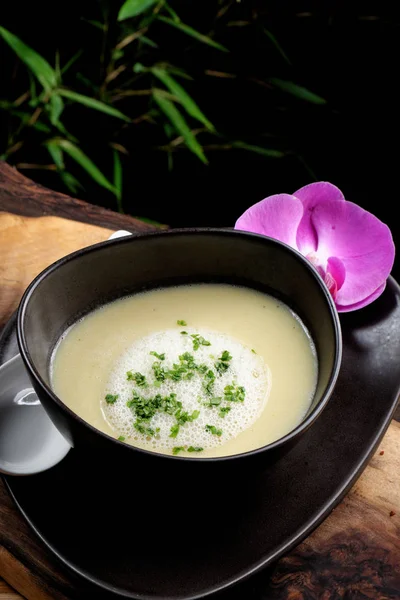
1, 277, 400, 599
16, 229, 341, 478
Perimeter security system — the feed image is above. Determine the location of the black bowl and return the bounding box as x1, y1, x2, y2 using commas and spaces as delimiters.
17, 228, 342, 480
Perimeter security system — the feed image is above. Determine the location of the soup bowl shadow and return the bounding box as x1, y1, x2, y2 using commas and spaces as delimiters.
17, 228, 342, 482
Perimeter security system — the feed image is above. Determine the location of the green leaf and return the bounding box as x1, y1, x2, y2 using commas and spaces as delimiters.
263, 29, 291, 65
61, 50, 83, 75
28, 73, 38, 107
81, 18, 106, 31
5, 109, 52, 133
164, 2, 180, 22
231, 142, 285, 158
60, 171, 83, 194
48, 94, 64, 126
152, 68, 214, 131
153, 90, 207, 164
58, 89, 131, 121
269, 78, 327, 105
113, 149, 123, 212
140, 36, 158, 48
46, 141, 65, 169
47, 139, 116, 194
118, 0, 158, 21
157, 16, 228, 52
0, 26, 57, 92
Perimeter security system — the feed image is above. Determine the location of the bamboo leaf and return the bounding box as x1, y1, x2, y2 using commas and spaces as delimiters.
118, 0, 158, 21
48, 94, 64, 126
61, 50, 83, 75
58, 89, 131, 121
46, 142, 65, 169
153, 91, 207, 164
7, 109, 52, 133
140, 36, 158, 48
269, 78, 327, 105
47, 139, 116, 193
0, 26, 57, 92
231, 141, 285, 158
152, 68, 214, 131
164, 2, 180, 22
113, 149, 123, 212
157, 16, 228, 52
60, 171, 84, 194
263, 29, 291, 65
81, 18, 106, 31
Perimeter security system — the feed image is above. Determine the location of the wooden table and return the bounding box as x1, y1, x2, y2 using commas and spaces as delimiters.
0, 161, 399, 600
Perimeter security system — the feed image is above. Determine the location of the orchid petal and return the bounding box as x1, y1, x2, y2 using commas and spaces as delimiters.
326, 257, 346, 291
335, 282, 387, 312
311, 200, 395, 309
234, 194, 303, 249
295, 182, 345, 254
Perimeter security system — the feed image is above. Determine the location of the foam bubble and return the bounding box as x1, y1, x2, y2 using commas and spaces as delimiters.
102, 328, 271, 452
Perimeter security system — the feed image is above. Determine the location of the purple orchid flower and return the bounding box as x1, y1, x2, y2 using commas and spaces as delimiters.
235, 182, 395, 312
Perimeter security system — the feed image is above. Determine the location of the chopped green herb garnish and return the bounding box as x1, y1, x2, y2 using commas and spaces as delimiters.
188, 446, 203, 452
105, 394, 119, 404
219, 406, 231, 418
251, 348, 256, 354
172, 446, 185, 455
215, 350, 232, 375
134, 419, 157, 437
118, 435, 125, 441
127, 371, 148, 387
203, 369, 216, 395
170, 423, 180, 438
175, 408, 200, 426
180, 331, 188, 335
150, 351, 165, 360
191, 333, 211, 351
177, 320, 187, 326
152, 361, 166, 382
203, 396, 222, 408
224, 384, 246, 403
205, 424, 223, 436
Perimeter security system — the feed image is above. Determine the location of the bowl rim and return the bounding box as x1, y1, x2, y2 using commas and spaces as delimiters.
17, 227, 343, 463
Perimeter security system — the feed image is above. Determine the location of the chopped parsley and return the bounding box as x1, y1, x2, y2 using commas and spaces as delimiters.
191, 333, 211, 351
219, 406, 231, 418
177, 320, 187, 326
152, 361, 166, 382
203, 369, 216, 395
215, 350, 232, 375
118, 435, 125, 441
203, 396, 222, 408
127, 371, 148, 387
169, 423, 180, 438
108, 333, 248, 446
150, 351, 165, 361
251, 348, 256, 354
105, 394, 118, 404
205, 424, 223, 436
224, 384, 245, 403
134, 419, 158, 437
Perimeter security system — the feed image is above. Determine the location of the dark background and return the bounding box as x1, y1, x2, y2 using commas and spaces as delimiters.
2, 1, 400, 277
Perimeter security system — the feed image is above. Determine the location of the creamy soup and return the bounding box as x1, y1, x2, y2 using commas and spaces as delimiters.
51, 284, 318, 457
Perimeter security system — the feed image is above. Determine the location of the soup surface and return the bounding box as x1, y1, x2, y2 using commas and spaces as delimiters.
51, 284, 318, 457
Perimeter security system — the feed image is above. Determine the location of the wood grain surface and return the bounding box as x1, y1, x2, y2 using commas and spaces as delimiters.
0, 162, 156, 233
0, 162, 399, 599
